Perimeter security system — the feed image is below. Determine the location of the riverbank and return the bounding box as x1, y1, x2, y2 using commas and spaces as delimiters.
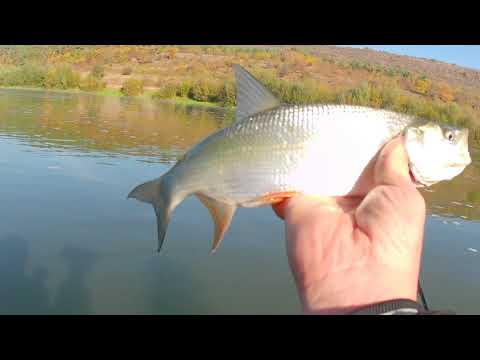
0, 85, 226, 108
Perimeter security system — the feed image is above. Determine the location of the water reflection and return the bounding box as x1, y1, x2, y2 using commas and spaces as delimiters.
143, 256, 213, 314
54, 246, 98, 314
0, 235, 50, 314
0, 235, 98, 314
0, 88, 234, 163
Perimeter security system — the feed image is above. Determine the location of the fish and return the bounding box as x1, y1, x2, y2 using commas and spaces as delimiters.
128, 64, 472, 253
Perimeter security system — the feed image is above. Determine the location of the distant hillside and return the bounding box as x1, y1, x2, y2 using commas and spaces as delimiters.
0, 45, 479, 142
239, 45, 480, 89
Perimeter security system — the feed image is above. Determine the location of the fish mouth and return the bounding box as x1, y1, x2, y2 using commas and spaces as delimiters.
409, 168, 423, 187
408, 158, 470, 188
409, 169, 416, 183
408, 162, 429, 187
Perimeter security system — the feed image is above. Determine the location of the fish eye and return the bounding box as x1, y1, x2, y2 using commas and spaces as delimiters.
445, 131, 454, 142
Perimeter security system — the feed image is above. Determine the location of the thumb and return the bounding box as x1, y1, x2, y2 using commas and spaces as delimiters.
374, 137, 413, 188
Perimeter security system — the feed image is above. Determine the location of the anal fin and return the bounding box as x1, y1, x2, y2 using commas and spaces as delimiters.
196, 194, 236, 253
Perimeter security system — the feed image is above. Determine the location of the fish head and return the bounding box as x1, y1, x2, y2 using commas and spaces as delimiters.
404, 121, 471, 187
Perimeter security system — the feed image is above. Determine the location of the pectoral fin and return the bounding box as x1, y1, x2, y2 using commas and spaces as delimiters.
241, 191, 299, 208
196, 194, 236, 253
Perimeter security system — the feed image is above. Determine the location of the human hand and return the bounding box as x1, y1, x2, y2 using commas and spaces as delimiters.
273, 137, 426, 314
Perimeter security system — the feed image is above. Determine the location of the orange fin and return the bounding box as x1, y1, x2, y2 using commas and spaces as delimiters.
242, 191, 299, 208
196, 194, 236, 254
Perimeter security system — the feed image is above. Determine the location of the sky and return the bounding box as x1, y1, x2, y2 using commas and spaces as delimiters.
341, 46, 480, 71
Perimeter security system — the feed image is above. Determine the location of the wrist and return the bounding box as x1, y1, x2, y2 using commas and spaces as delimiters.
298, 265, 420, 315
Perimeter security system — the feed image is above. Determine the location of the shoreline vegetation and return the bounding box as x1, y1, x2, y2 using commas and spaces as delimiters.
0, 85, 221, 108
1, 45, 479, 143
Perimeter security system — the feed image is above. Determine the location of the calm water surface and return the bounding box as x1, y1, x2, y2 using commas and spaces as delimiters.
0, 88, 479, 314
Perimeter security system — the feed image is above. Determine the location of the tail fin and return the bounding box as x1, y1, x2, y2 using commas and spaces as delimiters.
128, 175, 187, 252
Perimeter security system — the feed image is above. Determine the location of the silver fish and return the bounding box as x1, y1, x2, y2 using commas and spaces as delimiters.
128, 65, 472, 252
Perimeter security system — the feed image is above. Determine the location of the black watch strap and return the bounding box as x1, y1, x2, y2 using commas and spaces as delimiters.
348, 299, 424, 315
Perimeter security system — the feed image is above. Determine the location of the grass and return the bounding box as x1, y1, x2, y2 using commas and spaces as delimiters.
0, 84, 224, 109
92, 89, 222, 107
95, 88, 122, 97
0, 85, 84, 94
167, 96, 222, 107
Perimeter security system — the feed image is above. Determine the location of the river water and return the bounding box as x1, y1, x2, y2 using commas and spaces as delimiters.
0, 88, 479, 314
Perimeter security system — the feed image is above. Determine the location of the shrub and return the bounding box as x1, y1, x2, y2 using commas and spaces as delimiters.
437, 82, 455, 102
0, 69, 16, 86
310, 84, 337, 103
287, 83, 311, 104
165, 47, 178, 60
152, 84, 177, 99
190, 80, 219, 102
237, 52, 250, 61
20, 64, 47, 86
217, 80, 236, 107
398, 68, 411, 78
189, 61, 209, 77
121, 67, 132, 75
186, 46, 202, 55
379, 86, 400, 109
277, 64, 291, 78
176, 79, 192, 98
80, 74, 106, 91
120, 78, 144, 96
350, 60, 376, 73
347, 82, 371, 106
413, 76, 431, 95
254, 50, 273, 61
385, 68, 397, 77
112, 49, 129, 64
91, 64, 105, 79
0, 64, 47, 87
44, 65, 80, 89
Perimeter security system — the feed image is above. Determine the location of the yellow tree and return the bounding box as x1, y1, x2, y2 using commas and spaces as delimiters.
438, 82, 455, 102
413, 76, 431, 95
165, 47, 178, 60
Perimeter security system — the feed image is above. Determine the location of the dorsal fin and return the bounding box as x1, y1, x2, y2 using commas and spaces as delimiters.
233, 64, 281, 121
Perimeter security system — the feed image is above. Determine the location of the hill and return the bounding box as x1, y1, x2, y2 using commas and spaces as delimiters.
240, 45, 480, 90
